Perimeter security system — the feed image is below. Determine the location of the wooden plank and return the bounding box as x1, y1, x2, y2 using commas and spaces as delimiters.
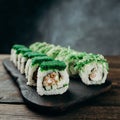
108, 68, 120, 80
0, 79, 23, 103
106, 56, 120, 64
106, 56, 120, 68
0, 55, 10, 81
0, 104, 119, 120
0, 55, 23, 103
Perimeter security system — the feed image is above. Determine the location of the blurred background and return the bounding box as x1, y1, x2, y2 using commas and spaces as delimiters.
0, 0, 120, 55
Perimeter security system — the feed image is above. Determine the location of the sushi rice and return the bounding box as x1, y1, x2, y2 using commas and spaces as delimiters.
26, 56, 53, 86
37, 60, 69, 96
37, 69, 69, 96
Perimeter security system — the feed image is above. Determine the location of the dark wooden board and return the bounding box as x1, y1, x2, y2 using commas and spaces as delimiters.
3, 59, 112, 114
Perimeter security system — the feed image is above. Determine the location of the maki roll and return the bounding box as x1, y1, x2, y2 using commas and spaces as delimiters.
55, 47, 73, 61
16, 47, 31, 70
64, 52, 87, 76
24, 54, 47, 79
29, 42, 48, 52
10, 44, 26, 66
75, 54, 109, 85
29, 42, 41, 51
20, 52, 46, 74
37, 44, 55, 54
37, 60, 69, 96
27, 56, 53, 86
46, 45, 63, 58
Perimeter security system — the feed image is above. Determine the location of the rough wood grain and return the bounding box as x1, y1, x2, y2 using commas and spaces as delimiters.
0, 55, 23, 103
108, 68, 120, 80
0, 104, 119, 120
0, 79, 23, 103
106, 56, 120, 68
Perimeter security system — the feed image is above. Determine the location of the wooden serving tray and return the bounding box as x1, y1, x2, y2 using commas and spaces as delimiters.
3, 59, 111, 115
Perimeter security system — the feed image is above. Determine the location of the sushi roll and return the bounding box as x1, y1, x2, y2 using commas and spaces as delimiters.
10, 44, 26, 66
29, 42, 48, 52
24, 54, 47, 79
37, 60, 69, 96
16, 47, 31, 70
55, 47, 73, 61
75, 54, 109, 85
20, 52, 46, 74
64, 52, 87, 76
46, 45, 63, 58
29, 42, 41, 51
27, 56, 53, 86
38, 44, 55, 54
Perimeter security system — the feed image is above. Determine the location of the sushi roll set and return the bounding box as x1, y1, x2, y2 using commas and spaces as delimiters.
10, 42, 109, 95
10, 44, 69, 96
30, 42, 109, 85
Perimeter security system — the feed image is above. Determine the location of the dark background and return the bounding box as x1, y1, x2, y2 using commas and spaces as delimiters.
0, 0, 120, 55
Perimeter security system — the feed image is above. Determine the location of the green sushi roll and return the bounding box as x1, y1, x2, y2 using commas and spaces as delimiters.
20, 52, 46, 74
29, 42, 109, 85
26, 56, 53, 86
37, 60, 69, 96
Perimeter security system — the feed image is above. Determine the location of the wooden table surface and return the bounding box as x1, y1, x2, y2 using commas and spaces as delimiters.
0, 55, 120, 120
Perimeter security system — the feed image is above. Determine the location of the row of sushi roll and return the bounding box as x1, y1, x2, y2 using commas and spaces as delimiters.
10, 44, 69, 96
29, 42, 109, 85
